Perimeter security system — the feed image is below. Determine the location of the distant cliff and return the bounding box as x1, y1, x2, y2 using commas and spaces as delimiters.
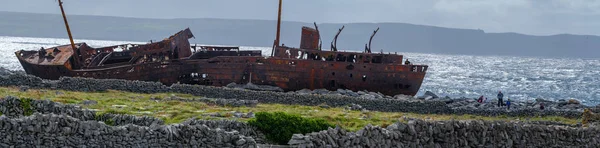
1, 11, 598, 58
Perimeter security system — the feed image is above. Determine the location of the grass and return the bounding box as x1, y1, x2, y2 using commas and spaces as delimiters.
0, 86, 581, 131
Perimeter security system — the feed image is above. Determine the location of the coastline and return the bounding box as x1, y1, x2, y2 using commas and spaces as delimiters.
0, 67, 594, 118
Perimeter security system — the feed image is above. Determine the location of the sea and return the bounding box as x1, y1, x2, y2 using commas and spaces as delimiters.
1, 36, 599, 106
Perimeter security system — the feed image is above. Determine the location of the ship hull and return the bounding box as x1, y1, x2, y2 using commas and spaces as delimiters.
17, 55, 425, 96
17, 56, 185, 85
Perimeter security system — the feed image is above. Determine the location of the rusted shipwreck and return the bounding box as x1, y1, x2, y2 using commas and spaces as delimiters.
15, 0, 428, 96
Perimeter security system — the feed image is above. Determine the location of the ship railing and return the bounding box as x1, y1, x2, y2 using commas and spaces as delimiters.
274, 47, 404, 64
16, 50, 38, 58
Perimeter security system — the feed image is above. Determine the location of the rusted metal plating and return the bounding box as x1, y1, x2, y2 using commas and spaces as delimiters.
15, 26, 427, 96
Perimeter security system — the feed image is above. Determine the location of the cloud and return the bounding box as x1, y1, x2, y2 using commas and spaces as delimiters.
1, 0, 600, 35
433, 0, 530, 15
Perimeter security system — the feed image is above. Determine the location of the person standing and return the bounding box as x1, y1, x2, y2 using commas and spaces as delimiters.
497, 91, 504, 107
506, 98, 511, 110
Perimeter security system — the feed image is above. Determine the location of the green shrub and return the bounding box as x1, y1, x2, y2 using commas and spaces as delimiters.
20, 98, 33, 116
104, 118, 115, 126
248, 112, 334, 145
94, 113, 115, 126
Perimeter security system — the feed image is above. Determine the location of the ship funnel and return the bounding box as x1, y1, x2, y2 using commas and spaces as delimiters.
300, 26, 320, 50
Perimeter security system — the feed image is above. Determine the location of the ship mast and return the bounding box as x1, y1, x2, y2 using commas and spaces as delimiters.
331, 26, 344, 52
58, 0, 77, 51
365, 28, 379, 53
271, 0, 282, 56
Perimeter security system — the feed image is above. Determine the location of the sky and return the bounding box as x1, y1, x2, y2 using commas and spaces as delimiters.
1, 0, 599, 36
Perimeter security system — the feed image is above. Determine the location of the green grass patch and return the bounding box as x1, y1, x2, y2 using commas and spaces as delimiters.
0, 86, 582, 131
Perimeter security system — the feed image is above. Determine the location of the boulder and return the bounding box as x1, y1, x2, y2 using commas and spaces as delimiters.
567, 99, 580, 105
393, 95, 412, 100
347, 103, 363, 111
244, 83, 284, 92
358, 91, 367, 95
424, 91, 439, 99
19, 85, 29, 92
81, 100, 98, 105
536, 98, 553, 104
319, 104, 331, 109
424, 96, 434, 100
347, 91, 360, 97
296, 89, 312, 95
225, 82, 284, 92
313, 89, 330, 95
243, 112, 255, 118
225, 82, 237, 88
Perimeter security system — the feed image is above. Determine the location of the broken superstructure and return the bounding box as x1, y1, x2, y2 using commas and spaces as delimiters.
15, 0, 428, 96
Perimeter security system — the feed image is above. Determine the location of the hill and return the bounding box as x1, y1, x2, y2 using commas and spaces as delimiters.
1, 11, 598, 58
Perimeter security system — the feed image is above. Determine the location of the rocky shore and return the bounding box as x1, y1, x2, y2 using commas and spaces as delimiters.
281, 85, 592, 113
0, 67, 594, 118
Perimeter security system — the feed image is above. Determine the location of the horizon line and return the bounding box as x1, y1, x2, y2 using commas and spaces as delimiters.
0, 10, 592, 37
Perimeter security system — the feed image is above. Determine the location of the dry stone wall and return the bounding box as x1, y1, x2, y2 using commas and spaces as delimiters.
289, 119, 600, 147
160, 96, 259, 107
0, 96, 163, 126
171, 84, 453, 114
56, 77, 170, 93
183, 119, 266, 144
0, 96, 262, 147
0, 113, 256, 147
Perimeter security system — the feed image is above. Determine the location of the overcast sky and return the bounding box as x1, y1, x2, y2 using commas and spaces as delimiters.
1, 0, 599, 36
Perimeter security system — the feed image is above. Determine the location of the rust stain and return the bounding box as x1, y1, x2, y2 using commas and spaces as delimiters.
310, 69, 315, 90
